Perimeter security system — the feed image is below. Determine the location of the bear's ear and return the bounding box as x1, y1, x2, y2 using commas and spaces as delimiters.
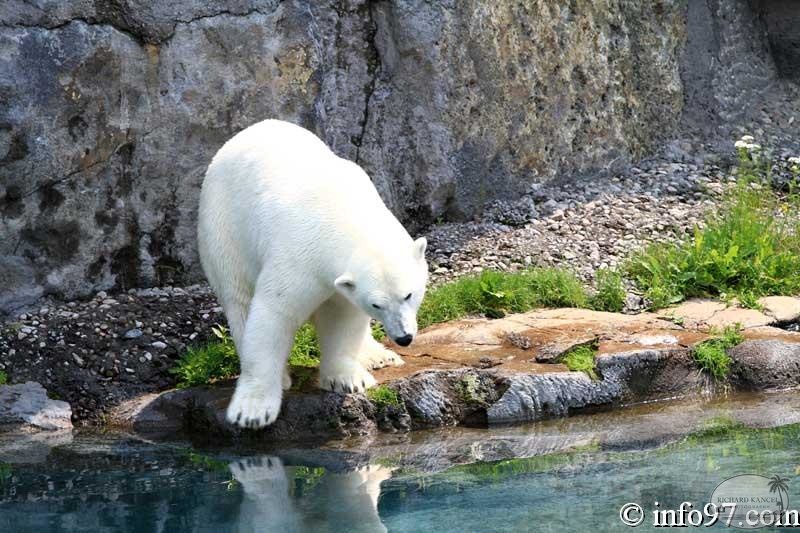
334, 274, 356, 292
413, 237, 427, 260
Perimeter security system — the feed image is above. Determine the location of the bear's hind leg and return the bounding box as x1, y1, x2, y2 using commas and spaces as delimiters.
313, 296, 377, 394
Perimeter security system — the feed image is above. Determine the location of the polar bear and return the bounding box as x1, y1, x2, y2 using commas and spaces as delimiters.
198, 119, 428, 429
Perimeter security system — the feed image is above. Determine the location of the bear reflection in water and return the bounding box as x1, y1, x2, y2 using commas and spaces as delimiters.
230, 456, 391, 533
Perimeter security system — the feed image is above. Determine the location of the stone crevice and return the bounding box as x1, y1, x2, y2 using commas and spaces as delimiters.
0, 3, 285, 45
354, 1, 381, 165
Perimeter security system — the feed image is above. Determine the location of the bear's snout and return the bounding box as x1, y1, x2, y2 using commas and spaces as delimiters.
394, 334, 413, 347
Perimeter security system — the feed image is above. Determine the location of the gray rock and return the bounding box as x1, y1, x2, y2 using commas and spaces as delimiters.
0, 0, 706, 312
729, 340, 800, 390
0, 382, 73, 431
124, 328, 143, 339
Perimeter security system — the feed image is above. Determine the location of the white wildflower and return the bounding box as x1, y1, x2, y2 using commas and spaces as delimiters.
788, 156, 800, 164
740, 135, 755, 143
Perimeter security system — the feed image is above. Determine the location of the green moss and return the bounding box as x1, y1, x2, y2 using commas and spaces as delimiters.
366, 385, 401, 410
455, 374, 489, 406
562, 344, 598, 380
691, 324, 743, 380
0, 371, 7, 386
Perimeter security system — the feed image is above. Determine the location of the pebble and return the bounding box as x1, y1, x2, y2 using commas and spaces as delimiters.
151, 341, 167, 349
124, 328, 143, 339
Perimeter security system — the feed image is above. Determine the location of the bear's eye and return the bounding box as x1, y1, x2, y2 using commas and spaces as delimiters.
372, 303, 382, 310
404, 293, 412, 301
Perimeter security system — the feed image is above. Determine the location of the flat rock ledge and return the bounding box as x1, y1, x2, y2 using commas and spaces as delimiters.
0, 381, 73, 432
111, 300, 800, 442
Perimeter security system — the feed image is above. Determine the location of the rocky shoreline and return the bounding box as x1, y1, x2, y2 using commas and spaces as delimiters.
105, 299, 800, 443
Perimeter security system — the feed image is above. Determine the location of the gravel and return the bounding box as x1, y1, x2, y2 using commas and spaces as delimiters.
0, 286, 220, 422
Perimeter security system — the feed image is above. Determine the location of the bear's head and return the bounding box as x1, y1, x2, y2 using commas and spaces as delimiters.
334, 237, 428, 346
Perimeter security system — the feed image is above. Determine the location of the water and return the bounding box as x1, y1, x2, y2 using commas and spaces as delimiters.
3, 391, 800, 532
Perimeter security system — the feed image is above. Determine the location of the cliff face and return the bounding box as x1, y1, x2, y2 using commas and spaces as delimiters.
0, 0, 792, 311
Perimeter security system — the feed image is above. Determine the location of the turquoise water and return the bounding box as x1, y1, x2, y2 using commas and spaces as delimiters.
3, 392, 800, 532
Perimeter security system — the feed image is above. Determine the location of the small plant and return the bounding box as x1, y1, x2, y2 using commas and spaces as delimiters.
0, 371, 7, 385
371, 321, 386, 341
692, 325, 744, 380
366, 385, 401, 410
171, 325, 239, 388
590, 268, 626, 312
562, 344, 598, 380
628, 160, 800, 309
289, 324, 321, 367
479, 275, 514, 318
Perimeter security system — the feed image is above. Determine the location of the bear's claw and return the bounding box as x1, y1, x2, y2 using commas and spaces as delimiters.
321, 364, 377, 394
226, 385, 281, 429
358, 344, 405, 371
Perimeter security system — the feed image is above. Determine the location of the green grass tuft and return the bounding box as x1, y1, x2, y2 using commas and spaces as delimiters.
691, 325, 744, 380
170, 325, 239, 388
590, 268, 626, 312
172, 324, 322, 388
418, 268, 588, 328
628, 172, 800, 310
0, 371, 6, 386
366, 385, 401, 410
289, 324, 321, 367
562, 344, 598, 380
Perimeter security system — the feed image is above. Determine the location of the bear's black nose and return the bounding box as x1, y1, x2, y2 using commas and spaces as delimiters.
395, 334, 413, 347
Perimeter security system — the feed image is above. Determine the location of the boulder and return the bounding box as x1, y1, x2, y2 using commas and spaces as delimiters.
729, 340, 800, 390
0, 381, 73, 431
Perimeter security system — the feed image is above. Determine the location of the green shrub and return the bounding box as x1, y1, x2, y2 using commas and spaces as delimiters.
170, 325, 239, 388
418, 268, 588, 328
590, 269, 626, 312
0, 371, 6, 385
371, 322, 386, 341
628, 177, 800, 309
289, 324, 321, 367
692, 325, 744, 380
562, 344, 598, 380
366, 385, 401, 410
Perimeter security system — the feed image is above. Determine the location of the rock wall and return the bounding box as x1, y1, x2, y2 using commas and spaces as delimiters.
0, 0, 787, 311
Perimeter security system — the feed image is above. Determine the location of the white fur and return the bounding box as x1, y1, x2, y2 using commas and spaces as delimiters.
198, 119, 428, 429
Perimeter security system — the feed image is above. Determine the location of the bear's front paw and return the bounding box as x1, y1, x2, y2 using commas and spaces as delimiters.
230, 456, 285, 484
226, 384, 282, 429
319, 360, 377, 394
358, 344, 405, 371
